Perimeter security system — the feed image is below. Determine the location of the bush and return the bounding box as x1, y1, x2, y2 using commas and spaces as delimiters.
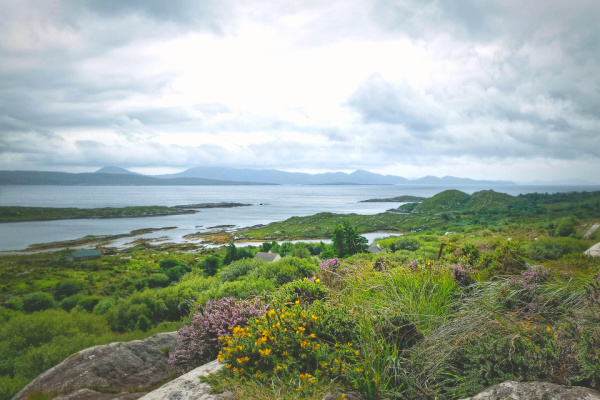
22, 292, 54, 313
168, 297, 268, 373
198, 256, 220, 276
251, 257, 317, 286
459, 242, 480, 265
274, 280, 329, 305
527, 237, 589, 262
214, 299, 358, 394
148, 273, 170, 288
219, 258, 265, 283
77, 295, 103, 313
53, 280, 86, 301
59, 293, 85, 311
394, 237, 421, 252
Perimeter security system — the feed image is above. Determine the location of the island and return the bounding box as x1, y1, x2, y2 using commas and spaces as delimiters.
0, 206, 197, 223
359, 195, 426, 202
173, 202, 251, 209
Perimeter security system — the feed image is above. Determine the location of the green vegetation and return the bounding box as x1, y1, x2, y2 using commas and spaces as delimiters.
0, 206, 196, 223
360, 195, 426, 203
1, 190, 599, 400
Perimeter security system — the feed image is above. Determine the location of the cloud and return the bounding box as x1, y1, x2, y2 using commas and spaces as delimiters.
347, 74, 445, 133
0, 0, 598, 182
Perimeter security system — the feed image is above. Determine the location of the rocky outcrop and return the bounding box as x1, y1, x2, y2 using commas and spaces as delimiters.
584, 223, 599, 239
12, 332, 179, 400
139, 360, 226, 400
585, 242, 600, 259
459, 380, 600, 400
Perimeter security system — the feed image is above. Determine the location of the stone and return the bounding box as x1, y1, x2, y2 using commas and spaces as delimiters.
138, 360, 223, 400
585, 242, 600, 259
12, 332, 179, 400
584, 223, 599, 239
53, 389, 145, 400
459, 380, 600, 400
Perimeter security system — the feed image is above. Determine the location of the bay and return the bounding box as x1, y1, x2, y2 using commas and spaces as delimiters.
0, 184, 598, 252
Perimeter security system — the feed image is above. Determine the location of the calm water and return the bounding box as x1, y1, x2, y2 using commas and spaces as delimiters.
1, 184, 598, 251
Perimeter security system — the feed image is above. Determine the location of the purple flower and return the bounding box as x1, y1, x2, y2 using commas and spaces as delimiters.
168, 297, 268, 373
319, 258, 340, 271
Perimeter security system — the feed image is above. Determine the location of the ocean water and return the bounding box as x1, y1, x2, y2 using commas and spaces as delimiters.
0, 184, 597, 252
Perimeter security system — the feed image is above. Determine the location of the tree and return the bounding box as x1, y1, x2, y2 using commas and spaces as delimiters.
331, 222, 368, 258
23, 292, 55, 313
199, 256, 220, 276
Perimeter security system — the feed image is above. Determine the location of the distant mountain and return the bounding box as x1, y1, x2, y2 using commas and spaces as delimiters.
158, 167, 409, 185
411, 175, 515, 186
158, 167, 514, 186
95, 166, 141, 175
0, 167, 517, 186
0, 171, 274, 186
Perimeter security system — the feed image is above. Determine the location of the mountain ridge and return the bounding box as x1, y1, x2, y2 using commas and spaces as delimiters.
0, 167, 517, 186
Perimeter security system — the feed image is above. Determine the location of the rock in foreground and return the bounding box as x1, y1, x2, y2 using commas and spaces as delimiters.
139, 360, 225, 400
459, 380, 600, 400
12, 332, 179, 400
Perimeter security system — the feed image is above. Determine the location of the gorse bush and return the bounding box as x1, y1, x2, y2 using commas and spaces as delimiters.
214, 298, 359, 394
169, 297, 268, 373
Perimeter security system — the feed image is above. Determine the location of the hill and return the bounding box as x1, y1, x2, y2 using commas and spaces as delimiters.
0, 171, 274, 186
400, 189, 521, 214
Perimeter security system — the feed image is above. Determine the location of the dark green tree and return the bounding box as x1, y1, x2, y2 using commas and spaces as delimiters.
136, 314, 152, 332
199, 255, 221, 276
331, 221, 368, 257
23, 292, 55, 313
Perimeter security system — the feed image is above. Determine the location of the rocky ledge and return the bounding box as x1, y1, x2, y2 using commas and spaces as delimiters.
459, 380, 600, 400
12, 332, 179, 400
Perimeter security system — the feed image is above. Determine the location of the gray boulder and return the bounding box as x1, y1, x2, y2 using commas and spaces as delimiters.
12, 332, 179, 400
459, 380, 600, 400
585, 242, 600, 259
139, 360, 224, 400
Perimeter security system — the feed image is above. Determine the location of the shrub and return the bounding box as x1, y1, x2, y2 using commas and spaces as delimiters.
198, 256, 221, 276
53, 280, 86, 301
459, 242, 480, 265
22, 292, 54, 313
250, 257, 317, 286
219, 258, 265, 283
136, 314, 152, 332
59, 293, 84, 311
169, 297, 268, 373
148, 273, 170, 288
394, 237, 421, 252
77, 295, 103, 313
274, 279, 329, 305
449, 263, 476, 287
527, 237, 588, 262
215, 299, 358, 393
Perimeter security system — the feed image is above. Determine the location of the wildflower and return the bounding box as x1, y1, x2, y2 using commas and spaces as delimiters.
546, 326, 552, 333
311, 314, 318, 320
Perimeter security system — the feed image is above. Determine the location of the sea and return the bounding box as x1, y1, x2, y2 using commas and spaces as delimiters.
1, 184, 598, 252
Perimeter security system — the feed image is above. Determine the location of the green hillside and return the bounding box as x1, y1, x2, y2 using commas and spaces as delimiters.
405, 189, 520, 214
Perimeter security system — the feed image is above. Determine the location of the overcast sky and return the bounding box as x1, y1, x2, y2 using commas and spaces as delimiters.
1, 0, 599, 182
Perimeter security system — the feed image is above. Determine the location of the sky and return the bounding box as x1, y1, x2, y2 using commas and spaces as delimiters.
1, 0, 599, 183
